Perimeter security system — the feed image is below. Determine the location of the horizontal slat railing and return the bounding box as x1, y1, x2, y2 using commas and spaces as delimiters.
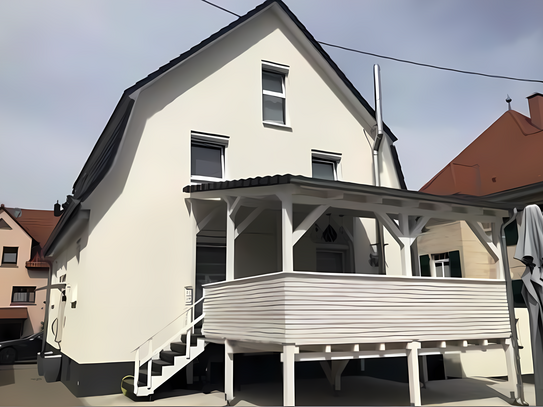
202, 271, 511, 345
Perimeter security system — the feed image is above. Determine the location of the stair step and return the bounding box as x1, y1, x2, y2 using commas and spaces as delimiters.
151, 359, 173, 374
121, 377, 149, 399
170, 342, 188, 354
138, 367, 160, 384
159, 350, 184, 364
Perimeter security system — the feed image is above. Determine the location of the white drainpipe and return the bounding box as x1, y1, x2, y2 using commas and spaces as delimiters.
373, 65, 386, 274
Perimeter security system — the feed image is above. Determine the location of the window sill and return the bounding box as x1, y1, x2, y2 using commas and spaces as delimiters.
10, 302, 35, 306
190, 177, 225, 184
263, 121, 292, 131
1, 264, 18, 268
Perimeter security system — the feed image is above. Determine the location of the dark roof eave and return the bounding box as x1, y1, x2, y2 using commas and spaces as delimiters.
481, 180, 543, 205
183, 174, 515, 211
43, 199, 81, 257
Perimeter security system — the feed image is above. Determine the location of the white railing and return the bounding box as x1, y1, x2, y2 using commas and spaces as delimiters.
132, 296, 205, 394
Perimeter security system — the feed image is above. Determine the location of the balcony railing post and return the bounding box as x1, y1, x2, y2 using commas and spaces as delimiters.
147, 339, 152, 389
134, 348, 139, 394
186, 329, 191, 359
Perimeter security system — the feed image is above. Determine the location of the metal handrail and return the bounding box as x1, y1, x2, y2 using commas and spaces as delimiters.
132, 296, 205, 394
132, 296, 205, 353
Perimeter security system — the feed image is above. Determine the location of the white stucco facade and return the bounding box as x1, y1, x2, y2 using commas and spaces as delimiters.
45, 4, 403, 365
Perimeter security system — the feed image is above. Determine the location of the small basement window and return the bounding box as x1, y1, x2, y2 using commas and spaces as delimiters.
2, 247, 18, 265
12, 286, 36, 303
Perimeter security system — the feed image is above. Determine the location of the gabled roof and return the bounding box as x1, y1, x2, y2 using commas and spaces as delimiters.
0, 204, 59, 265
420, 108, 543, 196
8, 208, 59, 249
69, 0, 403, 204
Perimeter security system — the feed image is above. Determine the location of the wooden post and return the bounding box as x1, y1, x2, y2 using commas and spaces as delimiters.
332, 360, 349, 391
186, 362, 194, 385
421, 355, 428, 386
280, 194, 294, 272
283, 344, 296, 406
406, 341, 421, 406
226, 200, 236, 281
503, 338, 520, 398
225, 340, 234, 403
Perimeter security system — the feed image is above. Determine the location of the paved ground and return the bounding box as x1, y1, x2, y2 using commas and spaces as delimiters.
0, 363, 536, 406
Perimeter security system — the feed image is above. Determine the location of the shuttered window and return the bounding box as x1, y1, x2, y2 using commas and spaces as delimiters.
419, 250, 462, 278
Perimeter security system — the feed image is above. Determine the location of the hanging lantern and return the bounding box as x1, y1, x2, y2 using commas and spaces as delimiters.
322, 214, 337, 243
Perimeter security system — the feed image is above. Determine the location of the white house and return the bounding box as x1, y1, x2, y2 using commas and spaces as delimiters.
40, 1, 522, 405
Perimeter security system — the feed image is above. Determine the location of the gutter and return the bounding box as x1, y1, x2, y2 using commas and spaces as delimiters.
500, 208, 528, 406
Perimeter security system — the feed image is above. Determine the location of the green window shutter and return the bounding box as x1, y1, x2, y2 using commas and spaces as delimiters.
449, 250, 462, 278
420, 255, 431, 277
504, 221, 518, 246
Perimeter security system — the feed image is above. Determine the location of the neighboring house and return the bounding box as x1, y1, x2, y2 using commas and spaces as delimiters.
418, 93, 543, 378
40, 1, 522, 405
421, 92, 543, 197
0, 204, 58, 342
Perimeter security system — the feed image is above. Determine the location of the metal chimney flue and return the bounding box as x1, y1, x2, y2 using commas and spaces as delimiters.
373, 64, 384, 152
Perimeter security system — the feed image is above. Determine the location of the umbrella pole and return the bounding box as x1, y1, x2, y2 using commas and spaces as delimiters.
501, 209, 528, 405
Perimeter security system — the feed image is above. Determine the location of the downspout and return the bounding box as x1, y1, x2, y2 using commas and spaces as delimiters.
41, 261, 52, 355
373, 64, 385, 275
500, 209, 528, 405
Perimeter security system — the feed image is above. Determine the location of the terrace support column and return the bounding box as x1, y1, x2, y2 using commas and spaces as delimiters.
283, 344, 296, 406
406, 341, 421, 406
225, 340, 234, 404
279, 194, 294, 271
503, 338, 520, 399
225, 198, 238, 281
399, 213, 413, 276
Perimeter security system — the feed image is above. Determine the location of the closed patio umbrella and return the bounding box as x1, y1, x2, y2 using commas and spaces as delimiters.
515, 204, 543, 405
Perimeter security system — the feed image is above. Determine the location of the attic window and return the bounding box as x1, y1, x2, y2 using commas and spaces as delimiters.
0, 219, 12, 230
262, 61, 289, 126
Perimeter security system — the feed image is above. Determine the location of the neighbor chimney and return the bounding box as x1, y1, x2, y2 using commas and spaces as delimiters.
527, 92, 543, 129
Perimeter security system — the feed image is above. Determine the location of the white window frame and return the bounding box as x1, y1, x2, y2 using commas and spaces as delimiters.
262, 61, 289, 128
11, 286, 36, 303
190, 131, 229, 183
2, 246, 18, 265
311, 150, 342, 181
432, 252, 450, 278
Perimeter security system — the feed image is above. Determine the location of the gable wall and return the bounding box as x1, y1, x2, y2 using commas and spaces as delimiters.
47, 8, 400, 364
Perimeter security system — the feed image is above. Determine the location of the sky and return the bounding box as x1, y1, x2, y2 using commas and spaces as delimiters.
1, 0, 542, 210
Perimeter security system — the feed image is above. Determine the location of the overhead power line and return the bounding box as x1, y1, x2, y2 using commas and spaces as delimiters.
201, 0, 240, 17
201, 0, 543, 84
318, 42, 543, 84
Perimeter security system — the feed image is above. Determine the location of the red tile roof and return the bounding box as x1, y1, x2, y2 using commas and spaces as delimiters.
420, 102, 543, 196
